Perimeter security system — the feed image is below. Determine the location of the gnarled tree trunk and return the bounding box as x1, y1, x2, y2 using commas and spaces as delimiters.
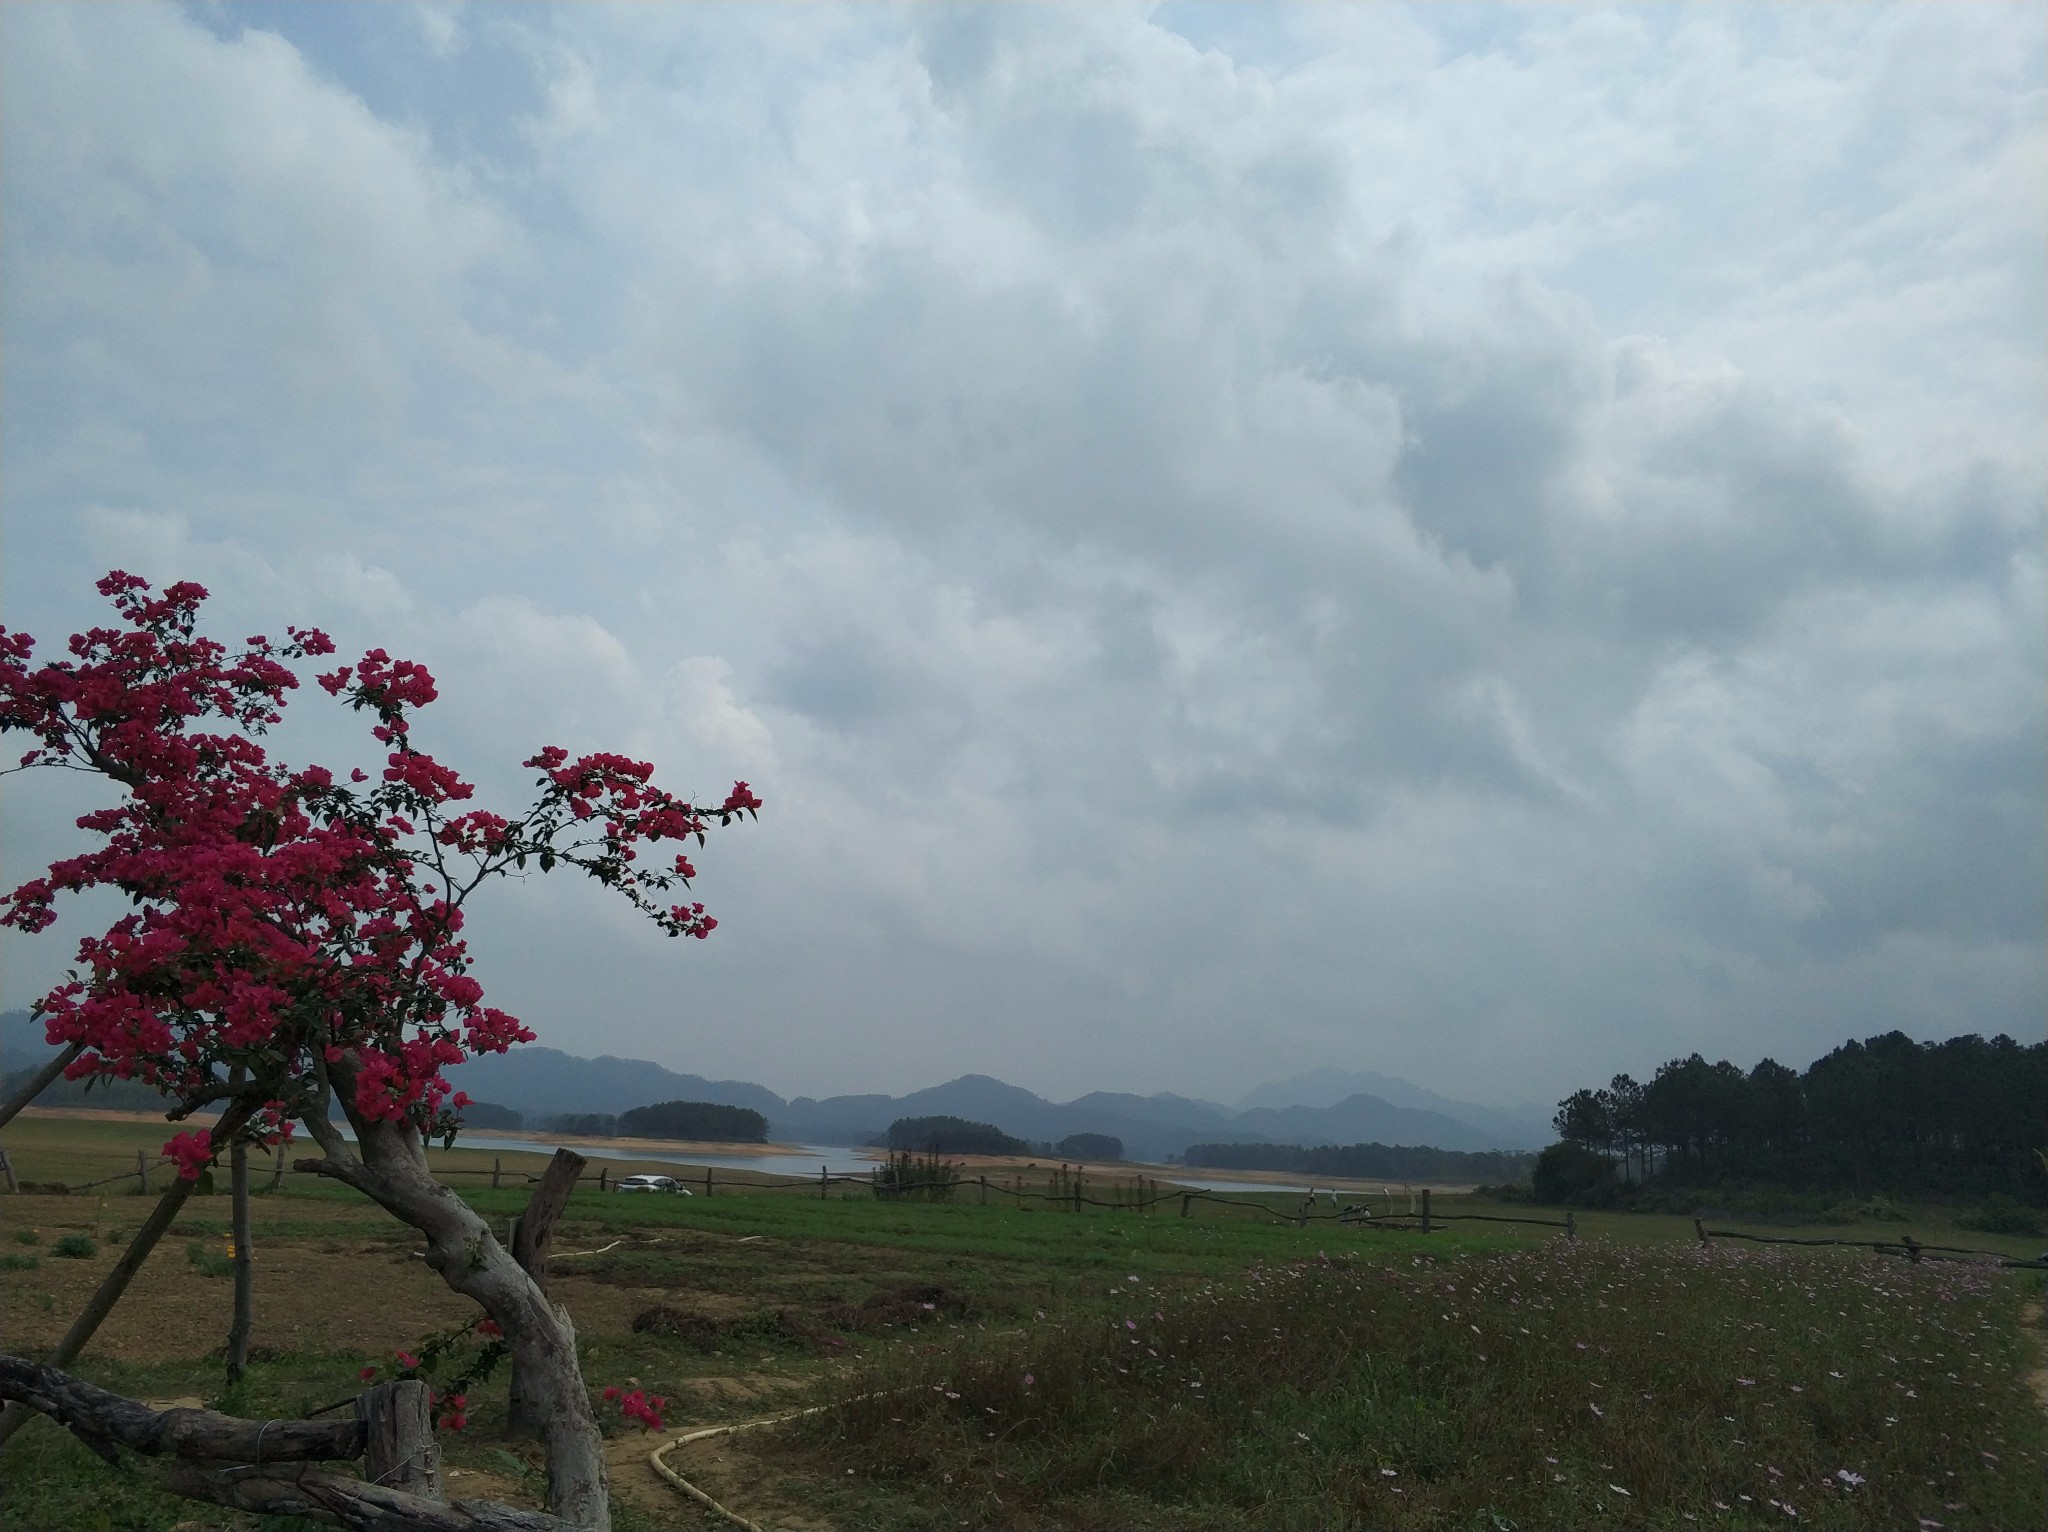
298, 1096, 610, 1531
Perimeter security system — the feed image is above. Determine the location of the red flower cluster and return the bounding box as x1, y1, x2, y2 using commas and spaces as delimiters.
602, 1384, 667, 1432
162, 1128, 214, 1180
433, 1390, 469, 1431
0, 574, 761, 1173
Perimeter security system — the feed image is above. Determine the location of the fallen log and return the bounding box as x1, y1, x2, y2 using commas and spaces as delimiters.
0, 1351, 364, 1465
0, 1352, 571, 1532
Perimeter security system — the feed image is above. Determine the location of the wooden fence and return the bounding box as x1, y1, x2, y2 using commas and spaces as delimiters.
9, 1145, 2042, 1269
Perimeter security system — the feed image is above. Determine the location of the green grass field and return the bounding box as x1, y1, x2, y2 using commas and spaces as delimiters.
2, 1111, 2042, 1530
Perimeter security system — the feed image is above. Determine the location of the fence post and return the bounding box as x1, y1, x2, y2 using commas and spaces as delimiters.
0, 1148, 15, 1194
1902, 1235, 1921, 1264
1073, 1176, 1082, 1214
598, 1167, 608, 1193
704, 1167, 713, 1199
821, 1165, 829, 1200
269, 1147, 285, 1192
979, 1174, 987, 1207
1565, 1211, 1577, 1242
1180, 1192, 1191, 1218
1694, 1217, 1708, 1245
492, 1157, 502, 1191
1420, 1188, 1432, 1234
358, 1380, 444, 1501
1297, 1197, 1309, 1229
135, 1149, 150, 1195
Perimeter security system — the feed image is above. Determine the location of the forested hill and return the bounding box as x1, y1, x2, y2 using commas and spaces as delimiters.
1552, 1031, 2046, 1199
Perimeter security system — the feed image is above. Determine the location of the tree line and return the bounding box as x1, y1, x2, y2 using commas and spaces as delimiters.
879, 1115, 1124, 1161
542, 1100, 768, 1142
1183, 1141, 1536, 1184
1551, 1031, 2046, 1200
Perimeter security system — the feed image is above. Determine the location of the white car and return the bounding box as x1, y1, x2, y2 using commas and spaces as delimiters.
614, 1174, 691, 1195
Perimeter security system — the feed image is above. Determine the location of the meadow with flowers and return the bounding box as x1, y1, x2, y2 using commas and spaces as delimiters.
786, 1238, 2043, 1529
1, 1114, 2042, 1530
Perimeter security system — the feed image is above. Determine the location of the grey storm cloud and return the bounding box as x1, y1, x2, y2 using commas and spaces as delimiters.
1, 2, 2041, 1112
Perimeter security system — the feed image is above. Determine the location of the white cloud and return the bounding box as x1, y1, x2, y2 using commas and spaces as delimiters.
2, 2, 2040, 1108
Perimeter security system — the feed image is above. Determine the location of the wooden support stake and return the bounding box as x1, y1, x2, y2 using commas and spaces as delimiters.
821, 1165, 829, 1200
704, 1167, 712, 1199
979, 1174, 987, 1207
597, 1166, 607, 1193
1180, 1192, 1191, 1218
1073, 1177, 1082, 1214
357, 1380, 443, 1502
0, 1148, 16, 1195
1420, 1187, 1432, 1234
1694, 1217, 1708, 1245
492, 1157, 502, 1191
226, 1132, 253, 1383
0, 1041, 84, 1134
135, 1149, 150, 1196
1565, 1211, 1577, 1242
268, 1148, 285, 1192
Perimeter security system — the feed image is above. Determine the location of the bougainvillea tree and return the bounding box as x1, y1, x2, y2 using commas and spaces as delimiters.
0, 573, 759, 1529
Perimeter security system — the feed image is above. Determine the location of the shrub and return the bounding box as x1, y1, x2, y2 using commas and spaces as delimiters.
1958, 1193, 2044, 1237
14, 1227, 41, 1245
185, 1238, 234, 1278
0, 1252, 39, 1271
1530, 1142, 1618, 1207
1819, 1195, 1911, 1225
872, 1148, 959, 1202
52, 1235, 96, 1259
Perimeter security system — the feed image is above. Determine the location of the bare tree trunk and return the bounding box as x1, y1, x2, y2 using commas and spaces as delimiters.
297, 1102, 610, 1532
506, 1149, 587, 1440
0, 1040, 83, 1132
0, 1098, 255, 1449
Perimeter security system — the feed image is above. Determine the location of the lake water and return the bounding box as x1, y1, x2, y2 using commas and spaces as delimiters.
445, 1134, 880, 1177
438, 1133, 1375, 1196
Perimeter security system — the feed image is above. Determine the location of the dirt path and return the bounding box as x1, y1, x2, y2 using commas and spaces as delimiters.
607, 1372, 827, 1531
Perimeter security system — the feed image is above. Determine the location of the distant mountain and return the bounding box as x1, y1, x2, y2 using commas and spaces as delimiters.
1235, 1065, 1550, 1150
5, 1008, 1543, 1158
445, 1047, 785, 1123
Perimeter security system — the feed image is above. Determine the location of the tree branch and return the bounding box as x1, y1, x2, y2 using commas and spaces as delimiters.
0, 1351, 365, 1464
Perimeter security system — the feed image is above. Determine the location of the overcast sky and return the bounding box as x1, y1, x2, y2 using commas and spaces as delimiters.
3, 3, 2042, 1114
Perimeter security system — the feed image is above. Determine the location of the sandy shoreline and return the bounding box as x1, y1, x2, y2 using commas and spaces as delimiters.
11, 1107, 1473, 1193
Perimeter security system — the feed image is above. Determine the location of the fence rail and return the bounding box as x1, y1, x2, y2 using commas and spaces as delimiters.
9, 1144, 2043, 1270
1692, 1217, 2045, 1269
